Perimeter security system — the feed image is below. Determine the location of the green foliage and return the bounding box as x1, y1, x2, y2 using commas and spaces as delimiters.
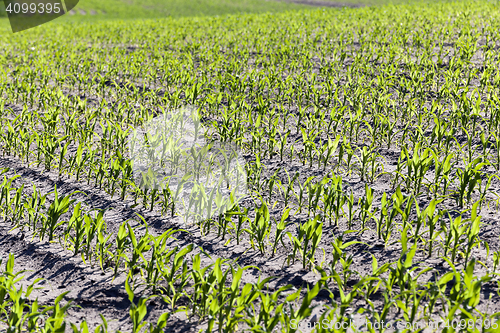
2, 0, 500, 331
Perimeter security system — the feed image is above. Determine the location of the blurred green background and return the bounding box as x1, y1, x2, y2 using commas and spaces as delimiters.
0, 0, 411, 20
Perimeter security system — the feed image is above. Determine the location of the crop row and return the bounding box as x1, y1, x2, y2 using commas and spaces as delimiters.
0, 167, 500, 331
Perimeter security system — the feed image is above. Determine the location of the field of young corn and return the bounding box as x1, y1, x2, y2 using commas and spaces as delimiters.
2, 0, 500, 331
